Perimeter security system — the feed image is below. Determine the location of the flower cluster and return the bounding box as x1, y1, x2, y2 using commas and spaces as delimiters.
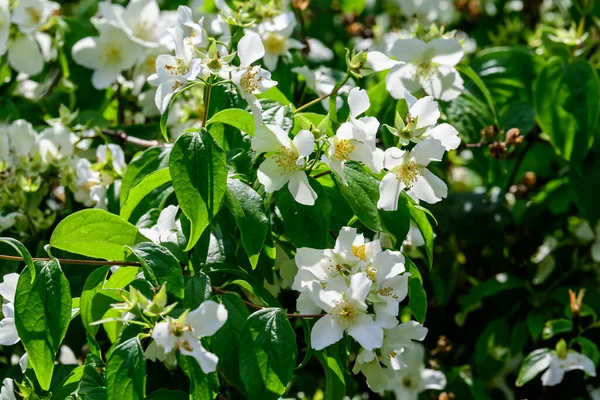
292, 226, 439, 393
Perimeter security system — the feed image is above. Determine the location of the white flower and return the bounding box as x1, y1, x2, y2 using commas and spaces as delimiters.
71, 158, 104, 208
232, 30, 277, 127
0, 213, 22, 233
0, 378, 16, 400
365, 250, 410, 329
38, 124, 75, 164
11, 0, 58, 34
7, 34, 46, 76
386, 91, 460, 150
175, 5, 209, 54
139, 205, 181, 244
96, 144, 126, 176
99, 0, 166, 48
306, 38, 333, 63
531, 236, 558, 285
397, 0, 458, 25
8, 119, 38, 160
0, 0, 10, 56
541, 350, 596, 386
293, 226, 382, 295
575, 220, 600, 262
378, 138, 447, 210
151, 300, 227, 373
0, 273, 20, 346
255, 12, 304, 71
72, 21, 143, 89
322, 88, 384, 182
309, 272, 383, 351
386, 38, 464, 101
252, 124, 317, 206
387, 343, 446, 400
148, 25, 203, 113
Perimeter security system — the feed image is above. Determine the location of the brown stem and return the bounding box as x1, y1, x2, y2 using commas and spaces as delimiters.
312, 170, 332, 179
294, 73, 350, 114
0, 254, 141, 266
101, 129, 163, 148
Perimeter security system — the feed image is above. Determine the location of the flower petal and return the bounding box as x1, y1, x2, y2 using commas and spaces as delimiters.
288, 171, 317, 206
257, 157, 293, 193
238, 30, 265, 67
427, 123, 461, 150
310, 314, 344, 350
411, 168, 447, 204
348, 87, 370, 119
412, 138, 445, 166
348, 272, 372, 305
377, 172, 404, 211
187, 300, 228, 338
390, 38, 428, 63
0, 273, 19, 303
421, 368, 447, 390
179, 332, 219, 373
347, 313, 383, 351
292, 130, 315, 158
428, 38, 464, 67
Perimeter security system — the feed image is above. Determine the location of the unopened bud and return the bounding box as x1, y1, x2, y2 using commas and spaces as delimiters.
505, 128, 523, 145
488, 141, 506, 159
292, 0, 310, 11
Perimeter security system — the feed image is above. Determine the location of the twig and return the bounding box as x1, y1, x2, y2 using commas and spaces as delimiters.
0, 253, 323, 319
202, 77, 213, 126
312, 170, 331, 179
101, 129, 163, 148
294, 72, 350, 114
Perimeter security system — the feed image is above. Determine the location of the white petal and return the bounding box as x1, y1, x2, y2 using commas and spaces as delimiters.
252, 124, 290, 153
404, 90, 418, 109
427, 123, 461, 150
292, 130, 315, 158
575, 221, 595, 242
238, 30, 265, 67
151, 321, 177, 354
541, 355, 565, 386
257, 157, 293, 193
365, 51, 398, 72
421, 65, 464, 102
18, 353, 27, 373
309, 281, 343, 312
421, 369, 447, 390
412, 138, 445, 166
157, 205, 179, 236
385, 63, 421, 100
262, 52, 278, 71
334, 227, 358, 260
92, 68, 121, 90
348, 272, 372, 306
377, 173, 404, 211
178, 332, 219, 373
8, 35, 43, 76
311, 314, 344, 350
347, 313, 383, 351
390, 38, 427, 63
296, 290, 321, 314
565, 352, 597, 376
0, 273, 19, 303
347, 87, 370, 119
428, 38, 464, 67
384, 147, 407, 170
410, 96, 440, 131
0, 378, 16, 400
0, 318, 19, 346
411, 169, 447, 204
72, 36, 100, 69
288, 171, 317, 206
294, 248, 331, 283
187, 300, 228, 338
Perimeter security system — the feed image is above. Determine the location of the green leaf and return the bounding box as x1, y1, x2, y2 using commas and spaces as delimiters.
206, 108, 256, 135
184, 272, 212, 310
408, 201, 435, 269
340, 0, 367, 13
146, 389, 188, 400
406, 258, 427, 323
456, 64, 499, 125
535, 58, 600, 170
14, 260, 71, 391
0, 237, 35, 280
105, 337, 146, 400
212, 293, 251, 394
120, 147, 170, 204
239, 308, 298, 400
315, 345, 346, 400
50, 209, 147, 260
225, 178, 269, 268
177, 353, 219, 400
80, 266, 111, 337
541, 318, 573, 340
120, 168, 171, 221
274, 178, 331, 248
169, 130, 228, 251
128, 242, 185, 302
260, 100, 294, 133
516, 348, 552, 387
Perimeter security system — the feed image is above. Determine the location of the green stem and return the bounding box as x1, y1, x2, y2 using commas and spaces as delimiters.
294, 72, 351, 114
202, 76, 214, 126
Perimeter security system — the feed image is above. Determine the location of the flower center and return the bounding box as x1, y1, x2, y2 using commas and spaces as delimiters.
366, 265, 377, 281
394, 161, 423, 187
263, 33, 287, 54
332, 139, 355, 161
417, 61, 435, 79
352, 244, 366, 261
332, 300, 359, 324
180, 340, 193, 352
26, 7, 41, 25
105, 46, 122, 65
133, 21, 153, 41
273, 146, 299, 175
402, 374, 417, 389
378, 287, 398, 299
240, 66, 263, 94
165, 58, 189, 76
172, 81, 184, 92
